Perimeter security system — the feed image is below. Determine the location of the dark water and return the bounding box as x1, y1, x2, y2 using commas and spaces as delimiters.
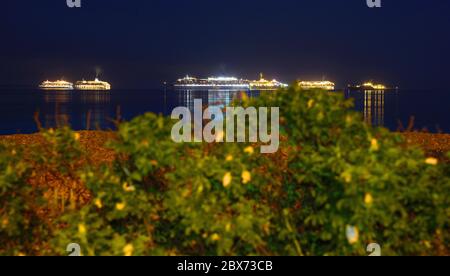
0, 88, 448, 135
345, 89, 450, 133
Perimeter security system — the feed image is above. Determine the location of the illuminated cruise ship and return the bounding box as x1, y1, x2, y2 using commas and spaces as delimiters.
348, 82, 397, 91
174, 76, 250, 90
249, 74, 288, 90
75, 78, 111, 91
39, 80, 74, 90
298, 80, 335, 91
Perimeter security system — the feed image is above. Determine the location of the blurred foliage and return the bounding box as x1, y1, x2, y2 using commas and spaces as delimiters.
0, 144, 33, 255
0, 86, 449, 256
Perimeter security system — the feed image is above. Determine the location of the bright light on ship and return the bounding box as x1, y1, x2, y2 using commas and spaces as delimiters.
249, 73, 288, 89
174, 74, 288, 90
363, 82, 386, 90
207, 77, 238, 81
75, 78, 111, 90
39, 80, 74, 90
298, 81, 335, 91
178, 75, 197, 81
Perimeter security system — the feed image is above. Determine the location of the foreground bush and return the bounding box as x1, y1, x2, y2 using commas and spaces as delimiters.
0, 86, 449, 256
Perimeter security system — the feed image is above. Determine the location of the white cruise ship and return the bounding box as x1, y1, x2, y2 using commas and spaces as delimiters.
39, 80, 74, 90
75, 78, 111, 91
298, 80, 335, 91
348, 82, 397, 91
174, 76, 250, 90
249, 74, 288, 90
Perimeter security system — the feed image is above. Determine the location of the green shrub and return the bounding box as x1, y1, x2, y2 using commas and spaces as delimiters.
246, 87, 450, 255
1, 85, 449, 256
0, 144, 34, 255
28, 127, 89, 214
0, 127, 90, 255
48, 116, 171, 256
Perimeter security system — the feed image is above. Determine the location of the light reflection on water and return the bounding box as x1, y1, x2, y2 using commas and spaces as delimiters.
42, 91, 72, 129
177, 89, 260, 111
345, 89, 400, 130
42, 90, 111, 130
346, 89, 393, 128
363, 90, 386, 127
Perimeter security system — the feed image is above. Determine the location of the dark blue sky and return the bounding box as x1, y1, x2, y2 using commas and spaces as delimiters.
1, 0, 449, 89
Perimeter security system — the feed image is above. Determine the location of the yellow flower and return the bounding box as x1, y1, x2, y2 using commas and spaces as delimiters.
307, 99, 315, 109
197, 184, 204, 194
123, 244, 134, 256
425, 158, 438, 166
211, 233, 221, 241
116, 202, 126, 211
364, 193, 373, 205
223, 172, 232, 188
346, 225, 359, 244
11, 149, 16, 156
225, 155, 233, 162
94, 198, 103, 209
123, 182, 135, 192
370, 138, 379, 151
78, 224, 86, 235
74, 133, 81, 141
225, 223, 232, 232
241, 170, 251, 184
341, 171, 352, 183
244, 146, 254, 155
17, 252, 26, 257
345, 115, 353, 124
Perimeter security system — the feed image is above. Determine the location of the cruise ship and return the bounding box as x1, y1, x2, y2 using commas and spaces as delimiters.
249, 74, 288, 90
74, 78, 111, 91
39, 80, 74, 90
298, 80, 335, 91
347, 82, 397, 91
174, 76, 250, 90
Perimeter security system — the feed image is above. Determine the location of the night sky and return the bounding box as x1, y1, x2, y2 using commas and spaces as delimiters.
1, 0, 450, 89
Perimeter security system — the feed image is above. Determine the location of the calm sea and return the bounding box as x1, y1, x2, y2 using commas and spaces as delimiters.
0, 88, 448, 135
